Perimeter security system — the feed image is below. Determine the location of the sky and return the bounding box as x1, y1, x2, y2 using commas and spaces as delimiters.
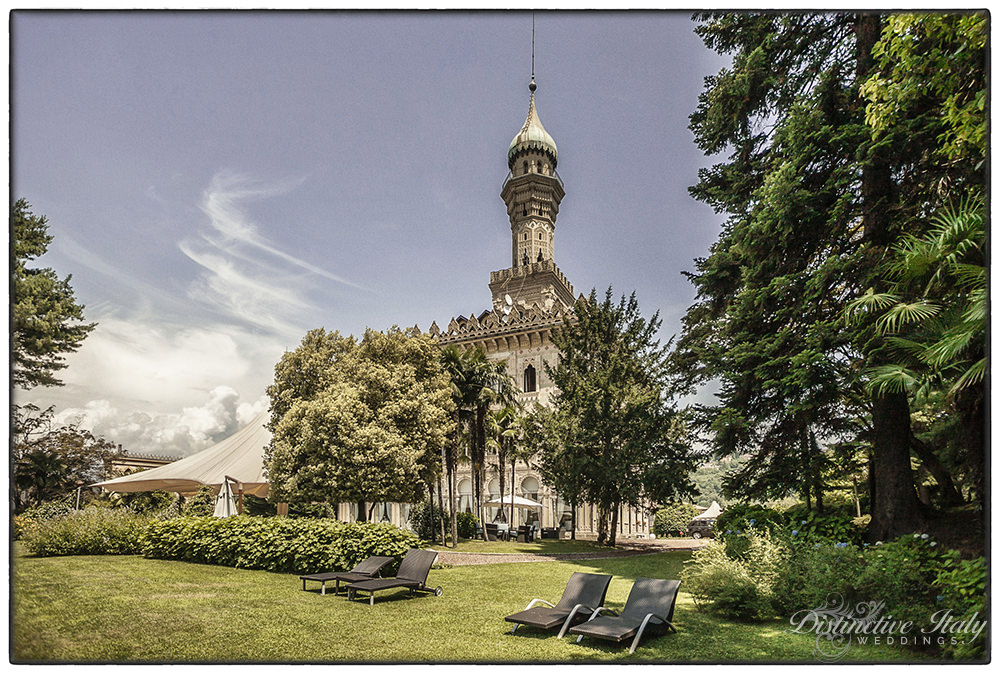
11, 10, 732, 458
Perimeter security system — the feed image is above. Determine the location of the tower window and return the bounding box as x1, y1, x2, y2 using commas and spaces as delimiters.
538, 233, 543, 239
523, 364, 537, 393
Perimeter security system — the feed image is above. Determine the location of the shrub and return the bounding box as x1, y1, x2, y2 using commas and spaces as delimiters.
782, 504, 864, 545
182, 486, 216, 516
771, 540, 866, 617
852, 534, 945, 634
111, 490, 178, 515
140, 516, 420, 574
682, 529, 786, 621
456, 512, 478, 539
21, 507, 153, 556
715, 503, 784, 542
653, 502, 699, 537
935, 554, 988, 660
408, 500, 444, 540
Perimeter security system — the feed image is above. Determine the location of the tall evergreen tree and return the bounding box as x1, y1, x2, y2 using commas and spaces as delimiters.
673, 12, 985, 539
12, 199, 96, 389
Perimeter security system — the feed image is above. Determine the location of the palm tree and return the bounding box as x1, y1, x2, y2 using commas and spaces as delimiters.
847, 195, 986, 503
487, 402, 524, 526
442, 346, 518, 542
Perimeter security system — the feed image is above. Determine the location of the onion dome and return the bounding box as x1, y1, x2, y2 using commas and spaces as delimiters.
507, 78, 558, 169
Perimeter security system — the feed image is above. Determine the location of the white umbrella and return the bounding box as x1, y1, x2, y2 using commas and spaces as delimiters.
213, 479, 238, 518
486, 494, 543, 509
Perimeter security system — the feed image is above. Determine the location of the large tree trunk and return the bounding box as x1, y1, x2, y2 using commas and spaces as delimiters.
570, 499, 576, 540
857, 13, 925, 541
868, 390, 924, 540
596, 504, 609, 546
909, 434, 965, 507
356, 500, 366, 522
608, 502, 620, 547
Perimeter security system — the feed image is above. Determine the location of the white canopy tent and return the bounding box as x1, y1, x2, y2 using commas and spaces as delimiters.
485, 494, 543, 509
693, 500, 722, 520
93, 411, 271, 497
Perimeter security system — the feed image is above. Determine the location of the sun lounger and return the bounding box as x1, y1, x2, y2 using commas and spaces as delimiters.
346, 549, 441, 606
299, 555, 394, 595
504, 572, 613, 638
569, 577, 681, 654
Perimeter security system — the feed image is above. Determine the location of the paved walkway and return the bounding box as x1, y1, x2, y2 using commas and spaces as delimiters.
431, 538, 708, 566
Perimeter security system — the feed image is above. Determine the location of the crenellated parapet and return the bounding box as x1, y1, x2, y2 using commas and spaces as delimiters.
430, 300, 572, 348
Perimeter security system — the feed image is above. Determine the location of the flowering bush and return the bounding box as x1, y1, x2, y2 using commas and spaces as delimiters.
714, 503, 784, 542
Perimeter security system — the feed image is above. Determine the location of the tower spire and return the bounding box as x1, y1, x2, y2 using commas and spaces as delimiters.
531, 13, 535, 83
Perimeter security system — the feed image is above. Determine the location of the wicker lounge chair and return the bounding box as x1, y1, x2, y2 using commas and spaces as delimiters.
569, 578, 681, 654
299, 555, 394, 595
504, 572, 613, 638
346, 549, 441, 606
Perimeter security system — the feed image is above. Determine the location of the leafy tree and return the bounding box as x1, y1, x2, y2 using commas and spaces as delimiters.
673, 12, 985, 540
12, 199, 96, 389
266, 327, 454, 516
529, 403, 585, 538
12, 404, 121, 512
546, 288, 698, 546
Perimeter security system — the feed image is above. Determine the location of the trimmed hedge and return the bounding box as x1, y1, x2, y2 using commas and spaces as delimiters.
140, 516, 420, 574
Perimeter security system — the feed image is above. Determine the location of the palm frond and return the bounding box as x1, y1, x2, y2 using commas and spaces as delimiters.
865, 364, 919, 396
875, 300, 940, 334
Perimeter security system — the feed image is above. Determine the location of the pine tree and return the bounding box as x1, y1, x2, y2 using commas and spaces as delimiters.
12, 199, 96, 389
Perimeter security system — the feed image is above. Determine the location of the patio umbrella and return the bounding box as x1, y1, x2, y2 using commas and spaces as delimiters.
213, 479, 237, 518
486, 494, 543, 509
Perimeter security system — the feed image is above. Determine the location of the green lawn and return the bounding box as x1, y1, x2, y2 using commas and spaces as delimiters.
12, 544, 926, 663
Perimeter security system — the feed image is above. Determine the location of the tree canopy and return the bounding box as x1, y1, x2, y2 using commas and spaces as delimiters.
545, 288, 697, 546
12, 199, 96, 389
265, 327, 454, 512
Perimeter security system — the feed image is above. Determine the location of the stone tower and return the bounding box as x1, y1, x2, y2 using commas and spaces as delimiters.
489, 78, 576, 314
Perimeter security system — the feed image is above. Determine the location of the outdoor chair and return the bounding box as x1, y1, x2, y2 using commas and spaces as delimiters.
504, 572, 613, 638
346, 548, 442, 606
569, 578, 681, 654
299, 555, 394, 596
485, 523, 499, 541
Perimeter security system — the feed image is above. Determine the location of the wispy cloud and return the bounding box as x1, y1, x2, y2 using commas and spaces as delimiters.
180, 171, 364, 335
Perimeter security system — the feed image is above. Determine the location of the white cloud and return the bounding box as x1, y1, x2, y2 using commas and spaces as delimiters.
55, 388, 270, 458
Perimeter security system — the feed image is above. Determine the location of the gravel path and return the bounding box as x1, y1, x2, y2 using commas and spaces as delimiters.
430, 538, 708, 566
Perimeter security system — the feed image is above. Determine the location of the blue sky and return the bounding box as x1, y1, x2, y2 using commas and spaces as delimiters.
12, 11, 731, 456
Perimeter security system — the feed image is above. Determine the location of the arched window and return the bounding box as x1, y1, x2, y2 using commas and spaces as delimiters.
458, 479, 473, 514
522, 161, 528, 175
523, 364, 537, 393
538, 232, 543, 239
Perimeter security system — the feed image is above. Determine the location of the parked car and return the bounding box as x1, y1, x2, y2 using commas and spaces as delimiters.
687, 517, 716, 539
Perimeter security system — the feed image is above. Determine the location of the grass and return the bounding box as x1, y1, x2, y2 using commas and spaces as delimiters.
11, 543, 927, 663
